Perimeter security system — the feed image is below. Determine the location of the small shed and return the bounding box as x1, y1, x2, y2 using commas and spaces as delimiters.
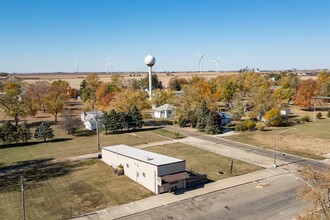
154, 104, 175, 119
102, 145, 187, 194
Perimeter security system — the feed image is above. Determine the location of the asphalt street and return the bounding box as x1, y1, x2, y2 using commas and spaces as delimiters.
119, 174, 307, 220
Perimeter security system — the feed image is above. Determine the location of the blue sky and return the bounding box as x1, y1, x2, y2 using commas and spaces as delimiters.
0, 0, 329, 73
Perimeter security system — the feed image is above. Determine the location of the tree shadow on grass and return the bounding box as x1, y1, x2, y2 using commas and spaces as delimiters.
75, 130, 95, 137
0, 138, 73, 149
0, 158, 93, 192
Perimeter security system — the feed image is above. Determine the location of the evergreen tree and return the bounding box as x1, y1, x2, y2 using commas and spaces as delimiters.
18, 122, 32, 143
34, 122, 54, 142
101, 110, 119, 134
117, 112, 128, 132
127, 106, 143, 131
196, 100, 210, 132
204, 112, 221, 134
0, 122, 19, 145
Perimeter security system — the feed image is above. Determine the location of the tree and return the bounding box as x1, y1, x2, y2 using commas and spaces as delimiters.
0, 82, 27, 126
0, 122, 19, 145
204, 112, 221, 134
127, 105, 143, 131
117, 112, 128, 132
25, 81, 50, 112
264, 108, 284, 127
151, 89, 175, 107
251, 86, 277, 120
80, 74, 101, 110
95, 82, 117, 110
168, 77, 188, 91
297, 165, 330, 219
17, 122, 32, 143
139, 74, 163, 90
294, 79, 317, 110
101, 110, 119, 134
221, 81, 238, 107
34, 122, 54, 142
59, 111, 82, 135
110, 89, 150, 112
44, 80, 69, 122
196, 100, 210, 132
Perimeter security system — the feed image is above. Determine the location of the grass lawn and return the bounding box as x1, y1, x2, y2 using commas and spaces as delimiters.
0, 125, 168, 166
149, 128, 185, 139
145, 143, 262, 181
0, 159, 154, 220
224, 118, 330, 160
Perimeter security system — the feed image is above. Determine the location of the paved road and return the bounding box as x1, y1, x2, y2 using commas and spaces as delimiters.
119, 173, 306, 220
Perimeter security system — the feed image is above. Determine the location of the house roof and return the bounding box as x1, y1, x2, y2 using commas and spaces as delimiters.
102, 145, 184, 166
154, 104, 174, 111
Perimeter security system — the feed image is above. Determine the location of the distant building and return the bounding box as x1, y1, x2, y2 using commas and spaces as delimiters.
102, 145, 188, 194
154, 104, 175, 119
280, 108, 291, 116
80, 110, 104, 131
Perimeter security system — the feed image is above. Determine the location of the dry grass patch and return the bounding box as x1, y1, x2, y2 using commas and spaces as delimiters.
145, 143, 262, 181
224, 118, 330, 160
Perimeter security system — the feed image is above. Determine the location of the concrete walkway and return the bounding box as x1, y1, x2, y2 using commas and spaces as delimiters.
69, 167, 288, 220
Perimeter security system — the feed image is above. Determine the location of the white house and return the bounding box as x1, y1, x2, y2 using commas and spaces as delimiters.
80, 110, 104, 131
102, 145, 188, 194
154, 104, 174, 119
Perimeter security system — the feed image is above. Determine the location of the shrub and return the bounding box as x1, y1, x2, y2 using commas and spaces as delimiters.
316, 112, 322, 119
235, 120, 256, 131
256, 122, 265, 131
301, 115, 310, 122
328, 110, 330, 118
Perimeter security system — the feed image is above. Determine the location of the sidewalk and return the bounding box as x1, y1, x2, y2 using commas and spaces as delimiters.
69, 167, 288, 220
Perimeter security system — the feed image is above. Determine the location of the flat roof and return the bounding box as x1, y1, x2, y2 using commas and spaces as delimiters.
102, 145, 184, 166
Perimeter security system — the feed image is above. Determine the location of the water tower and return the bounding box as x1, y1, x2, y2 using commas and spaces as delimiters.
144, 55, 156, 100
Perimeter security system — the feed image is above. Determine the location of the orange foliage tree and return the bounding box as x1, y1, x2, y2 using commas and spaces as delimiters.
294, 79, 317, 110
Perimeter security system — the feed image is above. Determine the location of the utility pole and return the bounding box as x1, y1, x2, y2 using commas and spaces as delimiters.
21, 175, 26, 220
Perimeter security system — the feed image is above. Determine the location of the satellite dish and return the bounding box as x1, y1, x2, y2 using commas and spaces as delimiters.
144, 55, 156, 67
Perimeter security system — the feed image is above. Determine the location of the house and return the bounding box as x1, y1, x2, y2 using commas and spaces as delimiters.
154, 104, 175, 119
216, 111, 232, 126
102, 145, 189, 194
80, 110, 104, 131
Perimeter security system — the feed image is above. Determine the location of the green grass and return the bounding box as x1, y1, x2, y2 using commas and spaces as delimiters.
145, 143, 262, 181
0, 125, 168, 166
149, 128, 185, 139
0, 159, 154, 220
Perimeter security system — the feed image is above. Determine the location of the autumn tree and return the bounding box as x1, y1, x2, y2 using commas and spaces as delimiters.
264, 108, 284, 127
59, 111, 82, 135
151, 89, 176, 107
80, 73, 101, 109
297, 165, 330, 219
168, 76, 188, 91
95, 82, 118, 110
0, 81, 27, 126
25, 81, 50, 112
294, 79, 317, 110
139, 74, 163, 90
251, 85, 277, 119
44, 80, 69, 122
110, 89, 150, 112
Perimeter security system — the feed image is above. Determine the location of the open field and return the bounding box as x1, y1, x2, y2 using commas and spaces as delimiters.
0, 159, 154, 220
224, 117, 330, 160
0, 125, 168, 166
145, 143, 262, 181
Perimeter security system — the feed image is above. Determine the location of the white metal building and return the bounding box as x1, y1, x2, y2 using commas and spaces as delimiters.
154, 104, 174, 119
80, 111, 103, 131
102, 145, 188, 194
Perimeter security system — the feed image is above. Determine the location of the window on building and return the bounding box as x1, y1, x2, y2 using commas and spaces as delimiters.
126, 164, 129, 168
142, 172, 146, 177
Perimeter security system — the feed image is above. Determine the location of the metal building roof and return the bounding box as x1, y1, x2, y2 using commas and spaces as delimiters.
102, 145, 184, 166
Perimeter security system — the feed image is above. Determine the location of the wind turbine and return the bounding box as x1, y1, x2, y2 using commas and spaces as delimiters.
75, 57, 80, 73
198, 53, 204, 74
105, 59, 113, 74
211, 56, 220, 74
